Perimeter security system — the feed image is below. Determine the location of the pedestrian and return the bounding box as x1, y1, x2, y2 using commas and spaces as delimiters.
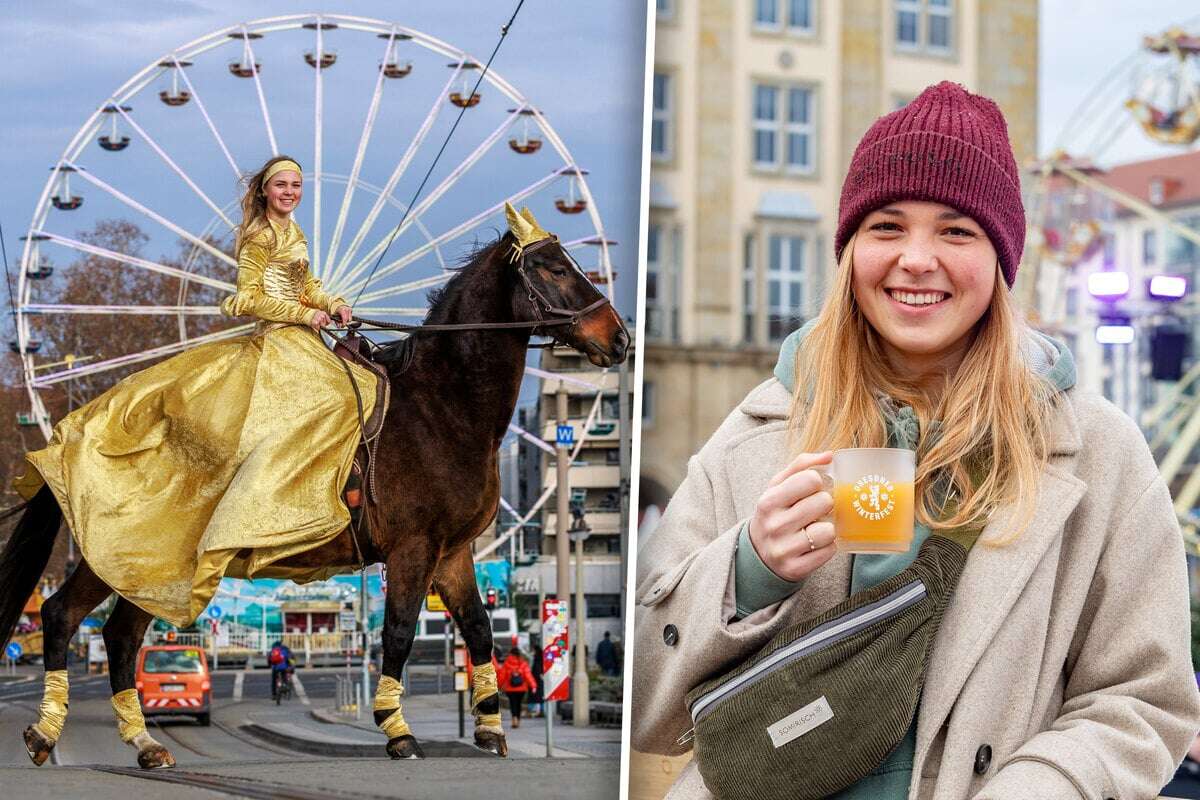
632, 82, 1200, 799
498, 645, 537, 729
12, 155, 378, 628
595, 630, 617, 676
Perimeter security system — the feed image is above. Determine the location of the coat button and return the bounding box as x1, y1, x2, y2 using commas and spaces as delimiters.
973, 744, 992, 775
663, 624, 679, 647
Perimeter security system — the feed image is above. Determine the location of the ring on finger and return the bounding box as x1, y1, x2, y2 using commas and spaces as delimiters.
802, 526, 816, 552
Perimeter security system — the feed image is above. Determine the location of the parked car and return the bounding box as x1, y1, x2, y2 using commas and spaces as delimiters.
135, 645, 211, 726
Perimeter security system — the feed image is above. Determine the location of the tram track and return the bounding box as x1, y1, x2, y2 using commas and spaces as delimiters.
91, 766, 398, 800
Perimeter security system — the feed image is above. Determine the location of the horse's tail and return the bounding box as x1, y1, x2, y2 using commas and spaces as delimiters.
0, 485, 62, 645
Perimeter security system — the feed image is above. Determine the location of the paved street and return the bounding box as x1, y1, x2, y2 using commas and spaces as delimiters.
0, 665, 622, 799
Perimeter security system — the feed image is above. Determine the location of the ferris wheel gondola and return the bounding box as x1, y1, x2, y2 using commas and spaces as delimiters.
18, 12, 619, 566
1126, 27, 1200, 146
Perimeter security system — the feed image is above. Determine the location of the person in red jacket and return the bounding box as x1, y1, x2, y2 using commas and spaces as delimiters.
497, 646, 537, 728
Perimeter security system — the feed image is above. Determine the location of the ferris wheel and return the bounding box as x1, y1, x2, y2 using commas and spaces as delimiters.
1023, 19, 1200, 327
15, 12, 621, 557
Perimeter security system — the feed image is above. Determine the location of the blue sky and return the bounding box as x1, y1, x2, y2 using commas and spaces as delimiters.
0, 1, 647, 325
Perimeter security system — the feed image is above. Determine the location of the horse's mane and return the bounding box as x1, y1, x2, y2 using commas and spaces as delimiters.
422, 233, 505, 323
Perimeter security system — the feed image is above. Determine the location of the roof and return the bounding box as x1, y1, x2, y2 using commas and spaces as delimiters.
1097, 149, 1200, 213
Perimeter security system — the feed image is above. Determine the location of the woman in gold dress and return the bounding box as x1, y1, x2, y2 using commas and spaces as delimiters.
13, 155, 378, 628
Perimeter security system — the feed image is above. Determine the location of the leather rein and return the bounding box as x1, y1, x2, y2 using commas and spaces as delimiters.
335, 236, 612, 349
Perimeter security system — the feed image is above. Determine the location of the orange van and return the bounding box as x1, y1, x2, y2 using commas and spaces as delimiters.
135, 645, 211, 726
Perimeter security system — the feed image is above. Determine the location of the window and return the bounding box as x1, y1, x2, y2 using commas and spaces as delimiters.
752, 83, 816, 173
743, 234, 757, 343
1143, 229, 1158, 266
652, 73, 672, 161
641, 381, 655, 427
656, 0, 674, 20
767, 234, 806, 341
894, 0, 953, 55
586, 594, 621, 619
754, 0, 814, 34
646, 223, 663, 339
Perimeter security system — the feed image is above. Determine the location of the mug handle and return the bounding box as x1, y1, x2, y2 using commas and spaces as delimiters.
810, 463, 835, 524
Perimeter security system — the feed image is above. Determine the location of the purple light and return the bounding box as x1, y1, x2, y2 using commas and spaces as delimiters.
1148, 274, 1188, 300
1088, 271, 1130, 300
1095, 324, 1134, 345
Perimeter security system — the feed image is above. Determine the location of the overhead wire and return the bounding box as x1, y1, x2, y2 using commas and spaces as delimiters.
350, 0, 526, 309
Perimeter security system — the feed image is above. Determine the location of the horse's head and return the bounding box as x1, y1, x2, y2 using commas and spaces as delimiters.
503, 204, 629, 368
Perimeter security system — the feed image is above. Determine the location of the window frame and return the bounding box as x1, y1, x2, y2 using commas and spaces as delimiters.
751, 80, 818, 176
753, 0, 817, 37
893, 0, 956, 58
651, 71, 673, 163
766, 232, 807, 343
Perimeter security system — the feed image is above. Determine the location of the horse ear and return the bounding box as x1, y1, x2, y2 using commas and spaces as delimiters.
505, 202, 533, 242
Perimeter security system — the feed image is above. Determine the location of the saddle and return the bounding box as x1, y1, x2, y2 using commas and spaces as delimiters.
331, 330, 394, 520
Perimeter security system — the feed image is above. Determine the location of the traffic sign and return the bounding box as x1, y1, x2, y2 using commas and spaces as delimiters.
427, 593, 446, 612
208, 605, 223, 620
555, 424, 574, 447
541, 599, 570, 702
5, 642, 22, 660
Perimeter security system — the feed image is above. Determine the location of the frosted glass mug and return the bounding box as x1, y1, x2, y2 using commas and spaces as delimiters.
813, 448, 916, 554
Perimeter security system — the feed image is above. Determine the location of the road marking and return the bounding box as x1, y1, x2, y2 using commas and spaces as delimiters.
233, 671, 244, 702
291, 672, 310, 706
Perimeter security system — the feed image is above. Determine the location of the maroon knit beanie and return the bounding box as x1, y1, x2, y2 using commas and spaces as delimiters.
835, 82, 1025, 288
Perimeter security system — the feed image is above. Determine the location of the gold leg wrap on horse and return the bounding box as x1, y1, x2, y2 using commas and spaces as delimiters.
373, 675, 412, 739
34, 670, 69, 742
111, 689, 147, 743
470, 662, 502, 731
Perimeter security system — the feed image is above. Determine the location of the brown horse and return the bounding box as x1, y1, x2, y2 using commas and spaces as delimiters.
0, 221, 629, 767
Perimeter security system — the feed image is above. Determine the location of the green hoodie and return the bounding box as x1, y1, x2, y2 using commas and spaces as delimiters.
732, 319, 1077, 799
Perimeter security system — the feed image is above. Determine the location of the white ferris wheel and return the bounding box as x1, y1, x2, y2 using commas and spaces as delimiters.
15, 12, 620, 557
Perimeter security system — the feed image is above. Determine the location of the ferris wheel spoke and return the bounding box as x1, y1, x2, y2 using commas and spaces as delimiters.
33, 230, 235, 293
352, 272, 452, 306
113, 106, 236, 230
328, 64, 464, 285
507, 423, 555, 455
22, 304, 223, 316
63, 164, 237, 268
324, 31, 396, 276
30, 323, 254, 388
242, 26, 278, 156
168, 57, 241, 181
312, 19, 326, 277
339, 111, 522, 285
336, 168, 561, 297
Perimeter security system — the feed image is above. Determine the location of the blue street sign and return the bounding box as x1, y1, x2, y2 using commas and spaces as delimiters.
556, 424, 574, 447
5, 642, 22, 660
208, 605, 223, 620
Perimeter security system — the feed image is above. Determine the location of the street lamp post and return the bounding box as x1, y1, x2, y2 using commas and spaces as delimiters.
570, 504, 590, 727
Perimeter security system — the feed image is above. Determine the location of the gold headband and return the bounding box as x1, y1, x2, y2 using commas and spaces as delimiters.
263, 159, 302, 184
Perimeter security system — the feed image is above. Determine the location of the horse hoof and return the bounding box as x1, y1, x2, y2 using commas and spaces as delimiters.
386, 735, 424, 760
474, 729, 508, 757
22, 725, 54, 767
137, 745, 175, 770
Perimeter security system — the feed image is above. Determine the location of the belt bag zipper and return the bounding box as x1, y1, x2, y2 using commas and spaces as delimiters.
687, 579, 928, 726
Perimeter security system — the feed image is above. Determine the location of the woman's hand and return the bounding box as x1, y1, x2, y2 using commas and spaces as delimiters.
333, 305, 352, 326
309, 310, 331, 330
748, 450, 836, 582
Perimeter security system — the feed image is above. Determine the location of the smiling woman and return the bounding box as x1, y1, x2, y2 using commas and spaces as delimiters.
632, 81, 1200, 800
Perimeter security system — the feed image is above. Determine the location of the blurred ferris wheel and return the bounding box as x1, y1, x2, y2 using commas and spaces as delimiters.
14, 12, 621, 555
1023, 18, 1200, 330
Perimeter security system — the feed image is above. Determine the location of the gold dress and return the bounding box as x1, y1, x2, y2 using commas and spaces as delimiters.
13, 217, 378, 626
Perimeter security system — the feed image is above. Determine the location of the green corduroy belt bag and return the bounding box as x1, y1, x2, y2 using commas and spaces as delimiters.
684, 526, 982, 800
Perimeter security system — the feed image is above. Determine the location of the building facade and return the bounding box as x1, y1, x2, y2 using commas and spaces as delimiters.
643, 0, 1039, 508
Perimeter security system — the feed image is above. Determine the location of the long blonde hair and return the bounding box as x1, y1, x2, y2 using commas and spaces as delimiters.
235, 155, 302, 257
788, 235, 1059, 545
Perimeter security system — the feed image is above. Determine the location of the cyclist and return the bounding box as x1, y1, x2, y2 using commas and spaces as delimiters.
268, 640, 294, 701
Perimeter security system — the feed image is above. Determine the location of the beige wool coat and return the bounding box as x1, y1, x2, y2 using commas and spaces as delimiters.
632, 377, 1200, 800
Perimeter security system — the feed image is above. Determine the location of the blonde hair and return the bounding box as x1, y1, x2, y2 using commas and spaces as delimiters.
235, 155, 302, 257
788, 235, 1059, 545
